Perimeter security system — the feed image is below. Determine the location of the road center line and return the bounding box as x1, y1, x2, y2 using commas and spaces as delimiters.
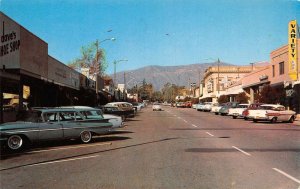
27, 155, 100, 167
206, 132, 214, 137
183, 119, 188, 123
272, 168, 300, 184
191, 124, 198, 127
28, 142, 112, 154
232, 146, 251, 156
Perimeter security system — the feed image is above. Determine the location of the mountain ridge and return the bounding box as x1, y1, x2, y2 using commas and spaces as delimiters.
113, 62, 232, 91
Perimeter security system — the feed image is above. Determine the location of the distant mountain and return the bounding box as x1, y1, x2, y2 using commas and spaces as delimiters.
113, 62, 231, 91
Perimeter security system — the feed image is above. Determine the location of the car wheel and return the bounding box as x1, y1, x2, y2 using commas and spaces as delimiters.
253, 119, 258, 123
233, 116, 237, 119
270, 117, 277, 123
288, 116, 295, 123
121, 115, 126, 121
80, 131, 92, 143
214, 112, 218, 115
244, 117, 248, 120
7, 135, 24, 150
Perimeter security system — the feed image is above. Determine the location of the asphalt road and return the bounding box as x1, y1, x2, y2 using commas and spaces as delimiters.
0, 106, 299, 189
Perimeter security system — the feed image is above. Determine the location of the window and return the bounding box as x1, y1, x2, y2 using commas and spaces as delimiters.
272, 65, 275, 77
279, 62, 284, 75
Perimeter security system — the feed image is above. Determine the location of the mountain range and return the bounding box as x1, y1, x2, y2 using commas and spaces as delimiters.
113, 62, 231, 91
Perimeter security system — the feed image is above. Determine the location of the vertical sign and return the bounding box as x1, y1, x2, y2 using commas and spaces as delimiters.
288, 20, 298, 80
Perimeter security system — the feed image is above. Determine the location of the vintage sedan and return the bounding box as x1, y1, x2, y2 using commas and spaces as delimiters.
252, 104, 296, 123
228, 104, 250, 119
0, 108, 113, 151
152, 103, 162, 111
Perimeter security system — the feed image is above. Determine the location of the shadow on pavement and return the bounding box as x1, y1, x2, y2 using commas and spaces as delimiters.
0, 135, 132, 160
0, 137, 179, 171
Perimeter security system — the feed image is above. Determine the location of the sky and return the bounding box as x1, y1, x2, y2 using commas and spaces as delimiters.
0, 0, 299, 74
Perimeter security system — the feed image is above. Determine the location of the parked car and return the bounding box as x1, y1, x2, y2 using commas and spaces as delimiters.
219, 102, 239, 116
192, 104, 197, 109
0, 108, 113, 151
229, 104, 250, 119
196, 103, 205, 111
251, 104, 296, 123
131, 102, 143, 112
104, 102, 135, 117
242, 103, 264, 120
184, 101, 192, 108
152, 103, 162, 111
176, 102, 185, 108
203, 102, 213, 112
102, 106, 131, 121
211, 103, 222, 115
56, 106, 124, 130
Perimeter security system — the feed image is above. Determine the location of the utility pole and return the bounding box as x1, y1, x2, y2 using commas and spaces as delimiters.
124, 72, 126, 100
95, 40, 99, 105
217, 58, 220, 94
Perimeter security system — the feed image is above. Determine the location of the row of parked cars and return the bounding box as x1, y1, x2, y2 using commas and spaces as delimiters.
0, 102, 145, 151
193, 102, 297, 123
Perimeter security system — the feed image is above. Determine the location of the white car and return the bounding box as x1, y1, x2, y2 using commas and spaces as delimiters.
192, 104, 197, 109
211, 103, 222, 115
251, 104, 296, 123
203, 102, 213, 112
196, 103, 205, 111
152, 103, 162, 111
59, 106, 124, 130
228, 104, 250, 119
103, 114, 124, 129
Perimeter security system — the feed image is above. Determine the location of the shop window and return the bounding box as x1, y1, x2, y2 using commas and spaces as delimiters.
279, 62, 284, 75
272, 65, 275, 77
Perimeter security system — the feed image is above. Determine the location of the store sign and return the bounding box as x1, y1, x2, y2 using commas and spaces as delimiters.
288, 20, 298, 80
0, 21, 20, 57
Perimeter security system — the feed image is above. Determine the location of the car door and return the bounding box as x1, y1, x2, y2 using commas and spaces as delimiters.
39, 112, 63, 140
59, 111, 82, 139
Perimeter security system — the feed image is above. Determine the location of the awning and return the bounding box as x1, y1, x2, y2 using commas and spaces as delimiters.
242, 80, 270, 89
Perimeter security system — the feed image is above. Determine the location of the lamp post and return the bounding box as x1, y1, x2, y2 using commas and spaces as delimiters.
113, 59, 128, 101
95, 37, 115, 104
113, 59, 128, 88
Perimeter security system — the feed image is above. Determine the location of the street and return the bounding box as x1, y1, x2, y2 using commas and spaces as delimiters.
0, 106, 300, 189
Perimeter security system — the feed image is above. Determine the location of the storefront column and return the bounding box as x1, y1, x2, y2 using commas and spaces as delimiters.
18, 77, 24, 111
0, 75, 3, 123
250, 87, 254, 103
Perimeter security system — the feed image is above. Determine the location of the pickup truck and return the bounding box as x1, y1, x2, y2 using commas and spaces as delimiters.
251, 104, 296, 123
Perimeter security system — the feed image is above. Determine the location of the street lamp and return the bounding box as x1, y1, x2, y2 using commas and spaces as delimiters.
113, 59, 128, 87
95, 37, 115, 104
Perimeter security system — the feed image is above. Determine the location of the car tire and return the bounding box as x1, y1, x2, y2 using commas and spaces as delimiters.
270, 117, 277, 123
244, 117, 248, 120
121, 115, 126, 121
253, 119, 258, 123
214, 112, 218, 115
233, 116, 237, 119
7, 135, 25, 151
80, 131, 92, 143
288, 116, 295, 123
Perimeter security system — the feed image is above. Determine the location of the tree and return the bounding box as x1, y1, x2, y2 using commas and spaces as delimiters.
68, 41, 108, 77
151, 91, 163, 102
235, 92, 249, 103
258, 84, 285, 104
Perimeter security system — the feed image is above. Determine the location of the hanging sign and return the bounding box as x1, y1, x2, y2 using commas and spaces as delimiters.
288, 20, 298, 80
